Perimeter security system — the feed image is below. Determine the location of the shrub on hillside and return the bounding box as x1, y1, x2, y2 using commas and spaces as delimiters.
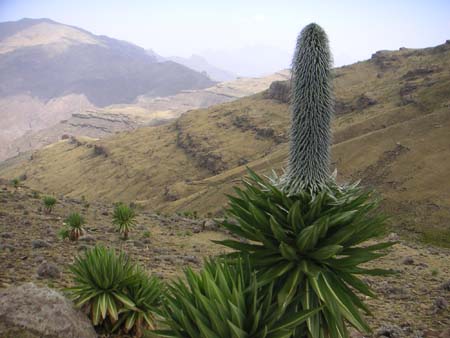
113, 204, 137, 239
67, 246, 161, 337
11, 178, 20, 189
59, 212, 85, 241
43, 196, 57, 214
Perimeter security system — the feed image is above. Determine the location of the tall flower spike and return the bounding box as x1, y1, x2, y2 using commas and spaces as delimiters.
283, 23, 334, 194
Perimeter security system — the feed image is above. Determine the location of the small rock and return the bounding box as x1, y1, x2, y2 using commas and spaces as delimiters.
101, 210, 109, 216
388, 232, 400, 241
0, 244, 15, 252
37, 262, 60, 279
133, 240, 146, 248
157, 254, 177, 264
376, 324, 403, 338
34, 256, 45, 263
402, 256, 414, 265
78, 234, 95, 242
440, 280, 450, 291
32, 239, 50, 249
183, 255, 200, 264
349, 329, 365, 338
202, 219, 218, 231
432, 296, 448, 313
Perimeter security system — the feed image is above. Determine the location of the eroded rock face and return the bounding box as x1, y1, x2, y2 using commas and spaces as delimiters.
0, 283, 96, 338
265, 80, 291, 103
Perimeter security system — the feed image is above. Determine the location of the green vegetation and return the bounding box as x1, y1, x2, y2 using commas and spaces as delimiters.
182, 210, 198, 219
11, 177, 20, 189
57, 227, 70, 240
67, 246, 160, 337
113, 204, 137, 239
153, 258, 319, 338
114, 267, 162, 337
217, 170, 394, 337
42, 196, 57, 214
59, 212, 85, 241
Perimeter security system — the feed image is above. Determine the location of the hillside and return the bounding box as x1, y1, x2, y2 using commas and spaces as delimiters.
0, 181, 450, 336
1, 41, 449, 246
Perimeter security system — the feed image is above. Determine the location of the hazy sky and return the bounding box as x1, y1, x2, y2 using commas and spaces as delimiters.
1, 0, 449, 76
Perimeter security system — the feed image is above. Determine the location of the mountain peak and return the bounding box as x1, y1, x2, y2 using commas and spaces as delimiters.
0, 18, 101, 54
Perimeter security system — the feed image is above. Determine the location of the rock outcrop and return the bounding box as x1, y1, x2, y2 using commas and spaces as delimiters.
264, 80, 291, 103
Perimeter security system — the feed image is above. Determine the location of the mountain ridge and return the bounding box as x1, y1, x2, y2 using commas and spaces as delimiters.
0, 17, 216, 161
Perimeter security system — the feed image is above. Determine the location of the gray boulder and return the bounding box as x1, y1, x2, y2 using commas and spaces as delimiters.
0, 283, 96, 338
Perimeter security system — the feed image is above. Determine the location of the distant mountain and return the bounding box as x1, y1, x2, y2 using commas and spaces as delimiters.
0, 18, 215, 107
166, 54, 236, 82
0, 18, 215, 161
145, 49, 237, 82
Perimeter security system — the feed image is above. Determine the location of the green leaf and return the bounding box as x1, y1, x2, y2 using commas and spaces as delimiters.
296, 225, 319, 252
288, 200, 304, 231
279, 242, 298, 261
308, 245, 343, 261
270, 307, 322, 332
270, 216, 288, 242
277, 266, 302, 308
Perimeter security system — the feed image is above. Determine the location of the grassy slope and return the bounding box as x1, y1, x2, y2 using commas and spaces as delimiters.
1, 42, 450, 245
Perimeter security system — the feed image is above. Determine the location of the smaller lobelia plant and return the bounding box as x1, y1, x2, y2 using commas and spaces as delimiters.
67, 246, 161, 336
61, 212, 86, 241
113, 204, 137, 239
43, 196, 57, 214
67, 246, 137, 327
113, 266, 162, 337
152, 258, 320, 338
